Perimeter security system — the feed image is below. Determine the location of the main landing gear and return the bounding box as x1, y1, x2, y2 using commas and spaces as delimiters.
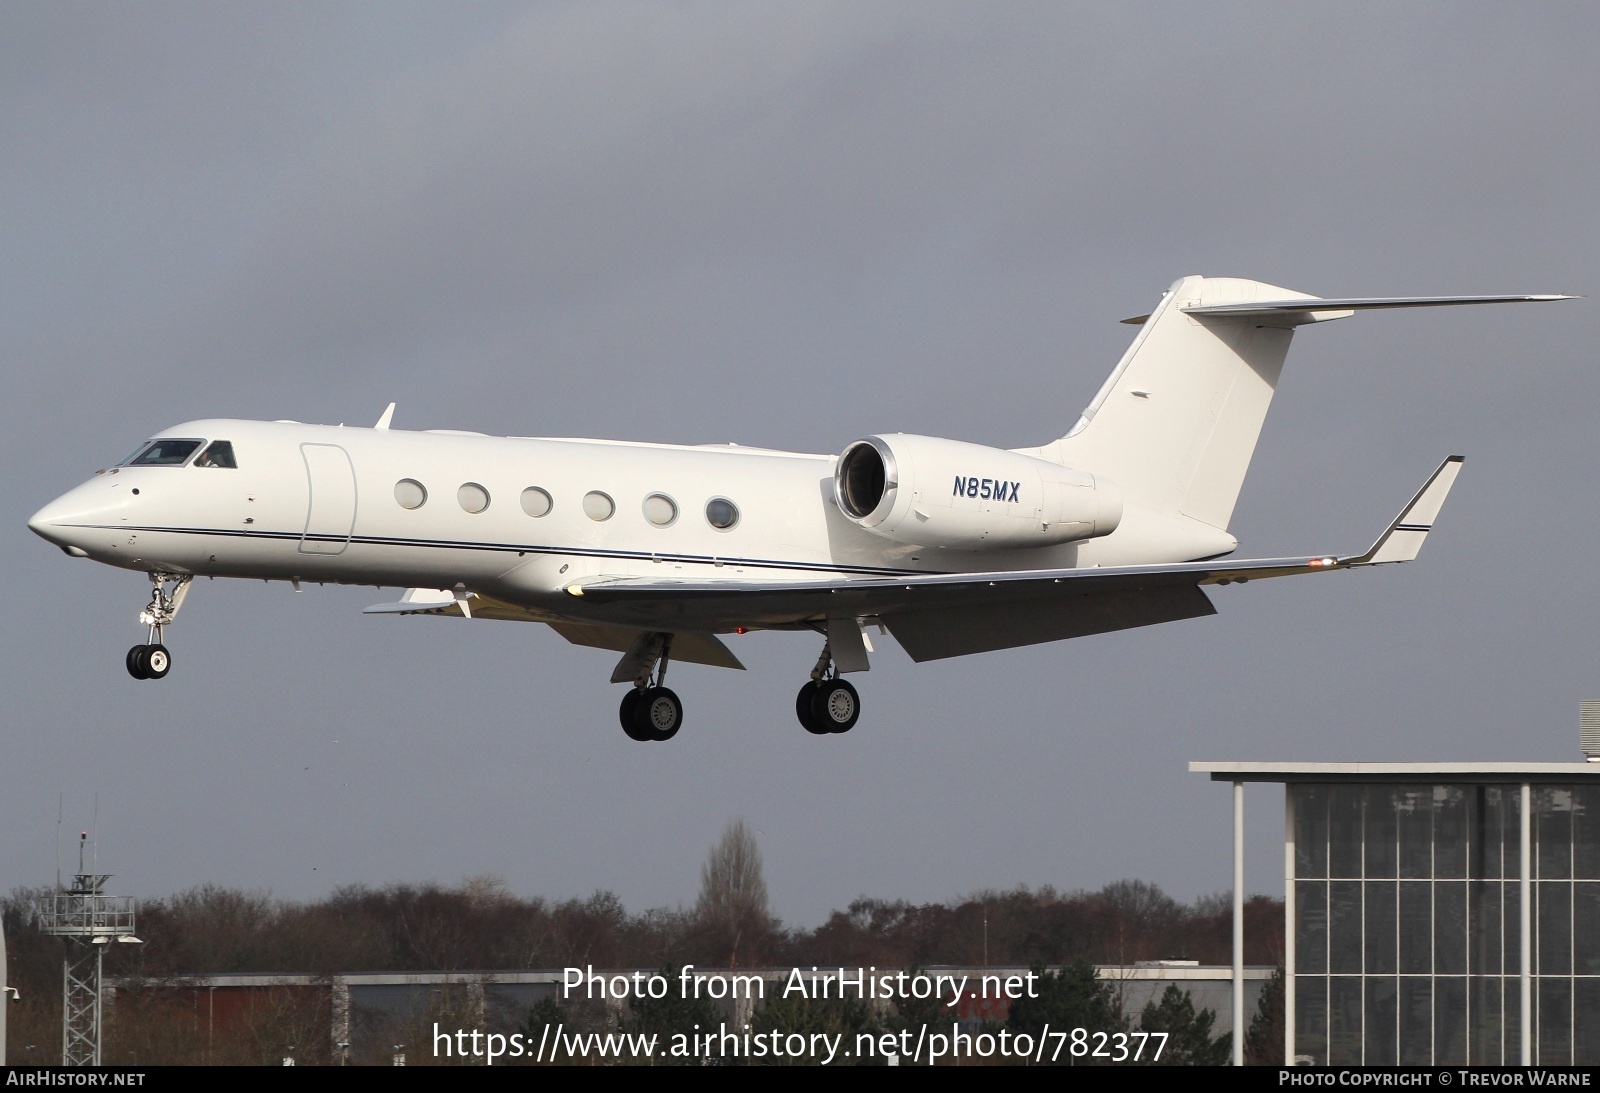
126, 573, 191, 681
612, 631, 864, 741
619, 634, 683, 742
795, 641, 860, 736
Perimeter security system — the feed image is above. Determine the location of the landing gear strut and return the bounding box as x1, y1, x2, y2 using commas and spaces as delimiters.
126, 573, 190, 681
796, 641, 860, 735
619, 634, 683, 742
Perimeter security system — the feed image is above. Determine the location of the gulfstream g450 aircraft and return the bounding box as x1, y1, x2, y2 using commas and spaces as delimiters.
29, 276, 1570, 741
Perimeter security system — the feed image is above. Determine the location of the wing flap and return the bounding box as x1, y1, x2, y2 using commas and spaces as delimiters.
363, 588, 551, 622
885, 584, 1215, 661
363, 587, 459, 616
550, 622, 745, 671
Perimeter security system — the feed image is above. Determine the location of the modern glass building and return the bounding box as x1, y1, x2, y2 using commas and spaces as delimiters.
1192, 763, 1600, 1066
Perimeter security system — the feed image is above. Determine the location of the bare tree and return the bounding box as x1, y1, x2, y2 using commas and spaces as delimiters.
694, 819, 773, 966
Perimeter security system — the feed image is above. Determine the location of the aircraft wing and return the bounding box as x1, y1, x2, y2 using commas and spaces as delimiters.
562, 456, 1464, 661
362, 588, 746, 669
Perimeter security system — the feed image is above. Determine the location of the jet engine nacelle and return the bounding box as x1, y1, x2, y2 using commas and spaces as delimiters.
833, 434, 1123, 550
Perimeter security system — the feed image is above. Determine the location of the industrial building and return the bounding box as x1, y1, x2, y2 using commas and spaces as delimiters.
1193, 761, 1600, 1066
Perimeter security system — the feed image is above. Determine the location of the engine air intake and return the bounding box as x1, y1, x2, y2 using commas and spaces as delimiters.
836, 439, 892, 520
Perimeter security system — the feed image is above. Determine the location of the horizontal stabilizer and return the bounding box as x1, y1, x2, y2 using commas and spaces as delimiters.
1183, 294, 1574, 326
1343, 456, 1464, 566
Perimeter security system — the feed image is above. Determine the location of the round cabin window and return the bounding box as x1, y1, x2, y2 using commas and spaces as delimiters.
457, 482, 490, 514
705, 498, 739, 530
642, 493, 678, 527
520, 486, 553, 517
395, 479, 427, 509
583, 491, 615, 521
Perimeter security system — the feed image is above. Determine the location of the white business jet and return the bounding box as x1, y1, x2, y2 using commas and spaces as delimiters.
29, 276, 1570, 741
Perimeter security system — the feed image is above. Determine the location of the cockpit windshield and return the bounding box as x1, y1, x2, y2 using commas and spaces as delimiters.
124, 439, 204, 466
114, 442, 151, 466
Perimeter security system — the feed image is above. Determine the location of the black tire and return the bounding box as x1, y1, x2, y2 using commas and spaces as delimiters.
810, 679, 860, 733
620, 689, 652, 741
796, 681, 828, 735
143, 643, 171, 680
126, 645, 150, 680
636, 686, 682, 741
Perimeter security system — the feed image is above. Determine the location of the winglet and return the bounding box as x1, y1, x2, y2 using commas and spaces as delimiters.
374, 402, 396, 430
1343, 456, 1464, 566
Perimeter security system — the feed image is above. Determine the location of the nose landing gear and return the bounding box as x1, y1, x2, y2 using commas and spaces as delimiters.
126, 573, 190, 681
618, 634, 683, 742
796, 641, 860, 735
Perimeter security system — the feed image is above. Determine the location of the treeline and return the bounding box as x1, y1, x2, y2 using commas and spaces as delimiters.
1, 823, 1284, 1064
2, 877, 1282, 1064
2, 878, 1282, 983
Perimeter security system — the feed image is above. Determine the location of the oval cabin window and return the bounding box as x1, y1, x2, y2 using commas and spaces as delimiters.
457, 483, 490, 514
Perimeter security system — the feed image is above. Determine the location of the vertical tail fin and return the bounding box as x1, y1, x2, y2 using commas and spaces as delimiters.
1030, 275, 1313, 530
1028, 277, 1569, 532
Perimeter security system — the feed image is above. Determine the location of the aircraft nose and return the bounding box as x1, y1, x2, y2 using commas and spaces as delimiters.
28, 482, 124, 556
29, 497, 65, 538
28, 496, 82, 551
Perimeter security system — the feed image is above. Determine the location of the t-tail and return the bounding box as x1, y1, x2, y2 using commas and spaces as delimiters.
1024, 275, 1572, 532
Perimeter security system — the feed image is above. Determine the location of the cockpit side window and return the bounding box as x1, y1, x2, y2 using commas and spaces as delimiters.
195, 440, 237, 468
126, 439, 204, 466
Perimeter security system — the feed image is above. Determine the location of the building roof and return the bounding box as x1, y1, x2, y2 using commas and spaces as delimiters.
1189, 761, 1600, 784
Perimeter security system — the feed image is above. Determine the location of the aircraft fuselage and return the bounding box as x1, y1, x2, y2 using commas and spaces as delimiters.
30, 417, 1223, 632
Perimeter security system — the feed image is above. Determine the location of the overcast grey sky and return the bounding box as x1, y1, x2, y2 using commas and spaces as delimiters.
4, 2, 1597, 929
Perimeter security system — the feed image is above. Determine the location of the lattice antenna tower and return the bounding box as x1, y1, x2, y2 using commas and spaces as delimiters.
36, 829, 139, 1066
